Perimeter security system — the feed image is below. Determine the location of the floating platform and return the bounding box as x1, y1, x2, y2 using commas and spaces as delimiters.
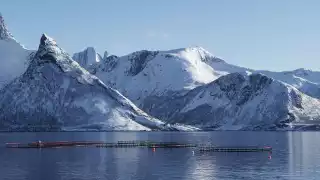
96, 141, 197, 148
5, 141, 104, 148
199, 146, 272, 152
5, 140, 272, 152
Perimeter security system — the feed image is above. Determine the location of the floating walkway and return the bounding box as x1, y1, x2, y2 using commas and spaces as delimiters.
5, 140, 272, 152
199, 146, 272, 152
96, 141, 197, 148
5, 141, 104, 148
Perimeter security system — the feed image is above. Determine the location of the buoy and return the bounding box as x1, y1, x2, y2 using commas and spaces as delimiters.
38, 140, 43, 148
152, 147, 156, 152
268, 151, 272, 159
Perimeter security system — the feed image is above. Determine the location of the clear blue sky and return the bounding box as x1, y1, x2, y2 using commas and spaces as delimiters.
2, 0, 320, 71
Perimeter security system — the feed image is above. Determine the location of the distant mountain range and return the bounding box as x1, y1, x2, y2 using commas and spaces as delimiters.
1, 14, 320, 131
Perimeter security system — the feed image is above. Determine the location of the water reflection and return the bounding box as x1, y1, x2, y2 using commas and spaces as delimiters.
186, 132, 291, 180
288, 132, 320, 179
1, 132, 320, 180
189, 153, 217, 180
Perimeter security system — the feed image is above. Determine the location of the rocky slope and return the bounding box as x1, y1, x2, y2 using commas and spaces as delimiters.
0, 34, 165, 131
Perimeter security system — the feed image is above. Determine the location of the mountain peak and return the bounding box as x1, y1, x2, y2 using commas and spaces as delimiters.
39, 33, 56, 47
164, 46, 225, 63
171, 46, 210, 53
0, 13, 14, 40
31, 34, 83, 74
293, 68, 312, 74
187, 46, 208, 51
36, 34, 60, 60
72, 47, 102, 68
103, 51, 109, 59
85, 46, 95, 52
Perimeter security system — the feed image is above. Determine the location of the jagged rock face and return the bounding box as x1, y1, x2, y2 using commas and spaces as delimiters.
0, 34, 164, 131
126, 50, 159, 76
72, 47, 102, 68
141, 73, 320, 130
89, 55, 119, 74
0, 14, 34, 89
72, 48, 119, 74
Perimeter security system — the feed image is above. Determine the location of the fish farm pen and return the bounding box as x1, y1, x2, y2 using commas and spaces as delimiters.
5, 140, 272, 152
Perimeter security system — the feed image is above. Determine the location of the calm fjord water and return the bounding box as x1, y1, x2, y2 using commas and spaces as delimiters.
0, 131, 319, 180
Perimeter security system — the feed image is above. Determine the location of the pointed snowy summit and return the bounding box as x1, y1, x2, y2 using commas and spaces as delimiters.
39, 33, 56, 46
35, 33, 58, 58
0, 13, 14, 40
29, 33, 89, 77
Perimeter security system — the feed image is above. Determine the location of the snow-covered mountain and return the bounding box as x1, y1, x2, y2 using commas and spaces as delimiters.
0, 34, 166, 131
1, 11, 319, 131
142, 73, 320, 130
78, 46, 320, 130
86, 46, 320, 103
72, 47, 108, 69
89, 47, 249, 106
0, 14, 34, 88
